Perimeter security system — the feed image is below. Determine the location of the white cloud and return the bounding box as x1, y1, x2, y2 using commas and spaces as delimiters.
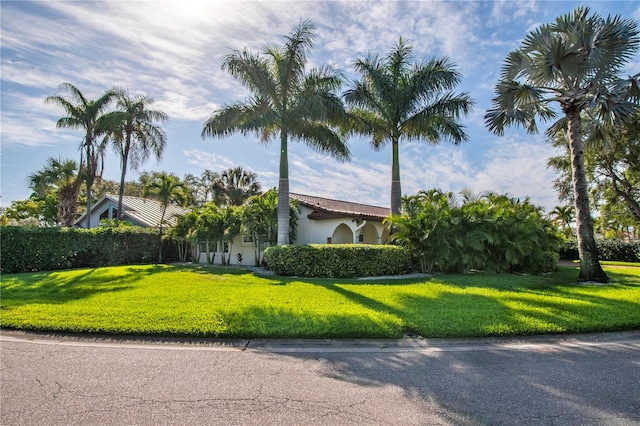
182, 149, 236, 170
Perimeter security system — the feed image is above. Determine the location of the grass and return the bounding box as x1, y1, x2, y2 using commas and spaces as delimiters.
1, 263, 639, 338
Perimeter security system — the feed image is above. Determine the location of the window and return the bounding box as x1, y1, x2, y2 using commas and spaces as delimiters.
242, 234, 254, 244
99, 207, 118, 222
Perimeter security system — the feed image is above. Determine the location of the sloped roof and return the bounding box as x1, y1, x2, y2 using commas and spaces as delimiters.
290, 193, 390, 221
75, 194, 190, 228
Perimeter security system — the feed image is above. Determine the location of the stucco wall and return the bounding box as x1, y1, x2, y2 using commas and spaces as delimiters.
195, 205, 390, 265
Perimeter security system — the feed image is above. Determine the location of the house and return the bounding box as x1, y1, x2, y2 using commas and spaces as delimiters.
290, 193, 390, 245
75, 194, 190, 229
77, 193, 391, 266
197, 193, 391, 265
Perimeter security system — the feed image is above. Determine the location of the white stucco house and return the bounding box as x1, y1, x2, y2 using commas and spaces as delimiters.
290, 193, 390, 245
77, 193, 391, 266
197, 193, 391, 265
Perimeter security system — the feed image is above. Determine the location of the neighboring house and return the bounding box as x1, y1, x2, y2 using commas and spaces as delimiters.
75, 194, 190, 229
197, 193, 391, 265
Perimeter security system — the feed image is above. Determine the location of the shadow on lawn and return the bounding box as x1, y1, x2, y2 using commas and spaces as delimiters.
0, 265, 170, 307
265, 266, 640, 338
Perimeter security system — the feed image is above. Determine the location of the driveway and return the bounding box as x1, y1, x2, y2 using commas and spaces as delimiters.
1, 330, 639, 425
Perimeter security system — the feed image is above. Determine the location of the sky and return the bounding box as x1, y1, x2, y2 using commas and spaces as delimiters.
1, 0, 639, 212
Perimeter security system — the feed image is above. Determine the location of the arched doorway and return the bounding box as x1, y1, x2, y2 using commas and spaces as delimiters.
332, 223, 353, 244
360, 223, 379, 244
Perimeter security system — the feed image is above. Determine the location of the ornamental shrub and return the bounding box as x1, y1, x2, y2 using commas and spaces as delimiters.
388, 190, 563, 274
559, 239, 639, 262
264, 244, 411, 278
0, 226, 179, 273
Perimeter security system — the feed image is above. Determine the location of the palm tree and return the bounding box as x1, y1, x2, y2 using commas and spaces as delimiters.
344, 38, 473, 216
202, 20, 351, 245
217, 166, 261, 206
45, 83, 116, 228
27, 157, 82, 226
107, 89, 168, 220
484, 7, 639, 283
549, 205, 575, 239
142, 173, 187, 262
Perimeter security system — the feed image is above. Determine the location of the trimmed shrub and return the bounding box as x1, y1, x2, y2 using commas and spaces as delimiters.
596, 239, 640, 262
558, 240, 580, 260
559, 239, 640, 262
560, 239, 640, 262
0, 226, 179, 273
264, 244, 412, 278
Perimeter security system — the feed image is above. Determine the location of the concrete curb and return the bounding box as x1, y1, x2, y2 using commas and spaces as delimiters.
2, 328, 639, 353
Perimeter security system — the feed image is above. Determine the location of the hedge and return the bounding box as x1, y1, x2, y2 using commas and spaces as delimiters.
264, 244, 412, 278
559, 239, 640, 262
0, 226, 179, 274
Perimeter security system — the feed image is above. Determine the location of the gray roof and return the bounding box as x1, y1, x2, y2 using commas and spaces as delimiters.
75, 194, 190, 228
290, 193, 390, 221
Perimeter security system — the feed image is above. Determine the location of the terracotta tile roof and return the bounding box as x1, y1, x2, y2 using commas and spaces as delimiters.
290, 193, 390, 221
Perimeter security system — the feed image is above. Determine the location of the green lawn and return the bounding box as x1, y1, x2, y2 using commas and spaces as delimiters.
1, 264, 639, 338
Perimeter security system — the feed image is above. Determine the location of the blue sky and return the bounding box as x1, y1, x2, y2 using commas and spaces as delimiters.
2, 0, 639, 211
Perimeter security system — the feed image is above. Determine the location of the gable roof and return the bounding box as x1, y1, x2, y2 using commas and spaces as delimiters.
290, 193, 390, 221
75, 194, 190, 228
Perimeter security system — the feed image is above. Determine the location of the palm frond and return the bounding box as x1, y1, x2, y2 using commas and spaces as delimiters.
289, 123, 351, 162
222, 49, 279, 105
485, 80, 556, 135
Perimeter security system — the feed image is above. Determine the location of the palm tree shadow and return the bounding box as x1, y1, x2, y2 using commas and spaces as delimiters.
1, 265, 170, 307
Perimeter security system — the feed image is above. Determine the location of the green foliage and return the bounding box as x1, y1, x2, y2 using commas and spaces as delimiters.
389, 190, 563, 274
344, 38, 473, 215
0, 226, 179, 273
2, 195, 58, 227
202, 20, 350, 245
560, 239, 640, 262
1, 264, 638, 338
597, 240, 640, 262
264, 244, 411, 278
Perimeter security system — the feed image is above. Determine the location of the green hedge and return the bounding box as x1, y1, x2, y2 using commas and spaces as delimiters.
264, 244, 412, 278
559, 239, 640, 262
0, 226, 178, 273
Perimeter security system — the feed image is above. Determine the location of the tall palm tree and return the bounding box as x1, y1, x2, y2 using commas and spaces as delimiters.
202, 20, 351, 245
107, 89, 168, 220
217, 166, 261, 206
45, 83, 116, 228
344, 38, 473, 216
27, 157, 82, 226
484, 7, 639, 282
142, 173, 187, 262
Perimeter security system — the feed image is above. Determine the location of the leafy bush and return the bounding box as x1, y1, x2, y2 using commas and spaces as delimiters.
389, 190, 563, 274
0, 226, 179, 273
264, 244, 411, 278
560, 239, 640, 262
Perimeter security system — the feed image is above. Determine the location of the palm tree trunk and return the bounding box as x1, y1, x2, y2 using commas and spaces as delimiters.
158, 207, 166, 263
84, 140, 96, 228
566, 110, 609, 283
277, 132, 290, 245
117, 138, 131, 220
58, 176, 82, 227
390, 139, 402, 216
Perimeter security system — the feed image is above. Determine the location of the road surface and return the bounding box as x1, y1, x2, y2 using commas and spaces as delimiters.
1, 330, 639, 425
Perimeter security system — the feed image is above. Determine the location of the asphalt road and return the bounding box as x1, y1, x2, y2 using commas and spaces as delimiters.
1, 330, 639, 425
